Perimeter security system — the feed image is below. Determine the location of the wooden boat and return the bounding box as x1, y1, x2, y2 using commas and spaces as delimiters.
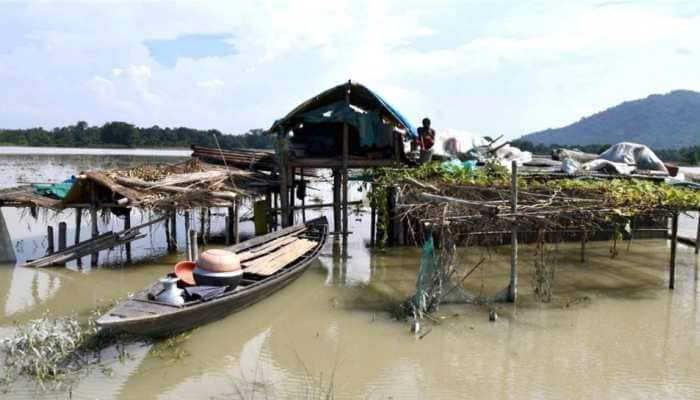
97, 217, 328, 337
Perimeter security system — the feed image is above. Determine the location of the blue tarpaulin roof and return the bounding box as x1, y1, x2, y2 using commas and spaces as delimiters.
269, 81, 418, 139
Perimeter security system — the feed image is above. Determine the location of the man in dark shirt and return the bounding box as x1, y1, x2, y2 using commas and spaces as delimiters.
416, 117, 435, 162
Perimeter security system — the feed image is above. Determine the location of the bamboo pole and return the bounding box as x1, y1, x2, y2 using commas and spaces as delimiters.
342, 83, 350, 237
46, 226, 55, 255
74, 209, 82, 245
300, 168, 306, 222
670, 212, 679, 289
234, 200, 240, 244
124, 209, 132, 264
509, 160, 518, 302
695, 210, 700, 255
333, 169, 341, 234
164, 216, 172, 252
90, 207, 98, 267
190, 229, 199, 261
185, 210, 192, 260
370, 189, 376, 247
58, 222, 67, 267
277, 130, 291, 228
170, 212, 177, 251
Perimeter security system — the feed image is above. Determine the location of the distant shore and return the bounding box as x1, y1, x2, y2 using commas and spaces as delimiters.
0, 146, 192, 157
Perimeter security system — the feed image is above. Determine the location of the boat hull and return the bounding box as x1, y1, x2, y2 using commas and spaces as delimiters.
97, 217, 327, 337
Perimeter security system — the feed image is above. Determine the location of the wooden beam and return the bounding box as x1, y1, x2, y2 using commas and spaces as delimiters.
333, 169, 341, 233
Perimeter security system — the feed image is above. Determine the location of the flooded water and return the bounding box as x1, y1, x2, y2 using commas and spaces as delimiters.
1, 150, 700, 399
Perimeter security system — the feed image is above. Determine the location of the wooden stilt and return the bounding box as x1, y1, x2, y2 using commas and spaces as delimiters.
124, 209, 132, 264
185, 210, 192, 260
370, 191, 376, 247
225, 215, 232, 245
333, 169, 341, 233
509, 160, 519, 302
190, 230, 199, 260
580, 229, 587, 263
670, 212, 679, 289
206, 208, 212, 243
58, 222, 67, 253
300, 168, 307, 223
170, 212, 177, 251
342, 124, 349, 236
74, 209, 82, 245
277, 131, 291, 227
695, 210, 700, 255
290, 168, 296, 224
233, 200, 240, 244
164, 216, 172, 252
47, 226, 55, 255
90, 207, 98, 266
74, 209, 82, 267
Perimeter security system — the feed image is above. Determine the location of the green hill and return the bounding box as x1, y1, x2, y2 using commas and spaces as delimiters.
520, 90, 700, 149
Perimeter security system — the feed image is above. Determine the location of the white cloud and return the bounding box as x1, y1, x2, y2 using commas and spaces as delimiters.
0, 1, 699, 137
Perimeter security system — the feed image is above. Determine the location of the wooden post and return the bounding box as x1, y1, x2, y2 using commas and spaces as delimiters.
164, 216, 172, 252
580, 229, 587, 263
277, 130, 291, 227
206, 208, 212, 242
170, 212, 177, 251
233, 200, 240, 244
333, 169, 341, 234
342, 82, 350, 236
300, 168, 307, 222
199, 208, 206, 243
225, 215, 232, 245
370, 190, 376, 247
46, 226, 55, 255
185, 210, 192, 260
695, 210, 700, 255
90, 207, 98, 266
670, 212, 679, 289
290, 168, 296, 224
190, 229, 199, 260
58, 222, 67, 252
74, 209, 82, 245
124, 209, 132, 264
508, 160, 518, 302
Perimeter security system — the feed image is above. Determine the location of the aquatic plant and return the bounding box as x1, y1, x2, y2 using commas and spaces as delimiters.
1, 315, 85, 384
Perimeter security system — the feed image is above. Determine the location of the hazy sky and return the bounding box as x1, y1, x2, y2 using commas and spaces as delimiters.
2, 0, 699, 138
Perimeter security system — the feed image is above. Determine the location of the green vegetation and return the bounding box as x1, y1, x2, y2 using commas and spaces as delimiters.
513, 139, 700, 165
521, 90, 700, 149
0, 121, 274, 149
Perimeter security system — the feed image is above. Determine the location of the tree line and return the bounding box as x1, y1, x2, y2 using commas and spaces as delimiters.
512, 140, 700, 165
0, 121, 275, 149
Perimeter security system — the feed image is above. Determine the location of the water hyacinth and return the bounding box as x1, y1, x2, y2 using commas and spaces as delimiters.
1, 315, 86, 383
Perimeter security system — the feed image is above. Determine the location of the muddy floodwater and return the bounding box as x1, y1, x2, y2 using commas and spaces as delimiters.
1, 149, 699, 399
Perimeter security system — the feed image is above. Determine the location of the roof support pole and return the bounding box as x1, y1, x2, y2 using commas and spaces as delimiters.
277, 130, 291, 228
670, 212, 679, 289
58, 222, 67, 266
90, 182, 99, 267
508, 160, 519, 302
185, 210, 192, 260
124, 209, 132, 264
695, 210, 700, 255
169, 212, 177, 252
342, 80, 350, 237
46, 225, 55, 255
333, 169, 341, 234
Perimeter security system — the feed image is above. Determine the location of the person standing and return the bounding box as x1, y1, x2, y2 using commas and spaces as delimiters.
417, 117, 435, 163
